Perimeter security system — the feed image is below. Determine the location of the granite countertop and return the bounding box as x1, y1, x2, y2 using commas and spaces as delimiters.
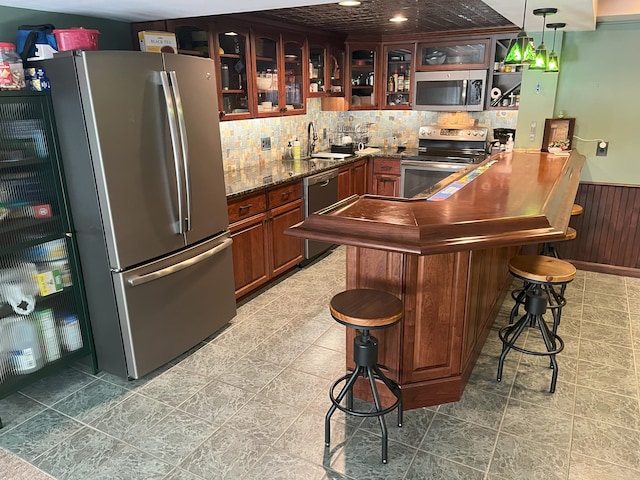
225, 147, 413, 198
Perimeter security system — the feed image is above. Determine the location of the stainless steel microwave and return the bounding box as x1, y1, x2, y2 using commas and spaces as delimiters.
412, 70, 487, 112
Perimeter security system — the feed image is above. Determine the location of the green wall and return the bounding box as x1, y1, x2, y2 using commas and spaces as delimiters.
554, 21, 639, 185
0, 5, 132, 50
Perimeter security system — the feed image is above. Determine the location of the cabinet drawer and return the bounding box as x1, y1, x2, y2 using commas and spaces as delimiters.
268, 181, 302, 209
227, 191, 267, 223
372, 158, 400, 175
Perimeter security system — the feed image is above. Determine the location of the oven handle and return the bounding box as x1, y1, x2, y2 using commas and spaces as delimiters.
400, 160, 467, 172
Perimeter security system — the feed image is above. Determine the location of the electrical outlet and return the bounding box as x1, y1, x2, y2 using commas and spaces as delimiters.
261, 137, 271, 150
596, 141, 609, 157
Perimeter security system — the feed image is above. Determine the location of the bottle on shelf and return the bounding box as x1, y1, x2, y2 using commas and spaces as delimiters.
393, 71, 398, 92
404, 66, 410, 91
397, 69, 405, 92
388, 76, 394, 92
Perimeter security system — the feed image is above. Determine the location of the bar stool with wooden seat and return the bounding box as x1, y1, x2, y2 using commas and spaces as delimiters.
325, 288, 403, 464
541, 203, 583, 258
497, 255, 576, 393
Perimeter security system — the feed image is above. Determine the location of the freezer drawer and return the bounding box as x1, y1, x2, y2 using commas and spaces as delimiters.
112, 233, 236, 379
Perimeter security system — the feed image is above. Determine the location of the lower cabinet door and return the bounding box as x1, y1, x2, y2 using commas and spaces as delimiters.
372, 174, 400, 196
269, 199, 304, 277
229, 213, 269, 299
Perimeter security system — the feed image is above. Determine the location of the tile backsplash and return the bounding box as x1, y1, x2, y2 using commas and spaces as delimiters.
219, 98, 517, 171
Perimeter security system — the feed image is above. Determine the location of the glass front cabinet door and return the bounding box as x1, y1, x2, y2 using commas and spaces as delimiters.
308, 43, 325, 97
282, 37, 305, 114
166, 18, 213, 58
347, 44, 379, 110
0, 91, 93, 409
252, 31, 280, 116
417, 38, 490, 71
384, 44, 414, 109
215, 26, 252, 120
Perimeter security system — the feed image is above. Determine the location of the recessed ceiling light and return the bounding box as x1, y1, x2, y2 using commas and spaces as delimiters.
224, 31, 238, 36
338, 1, 361, 6
390, 15, 408, 23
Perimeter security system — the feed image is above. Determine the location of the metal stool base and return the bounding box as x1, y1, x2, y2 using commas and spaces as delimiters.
325, 333, 402, 464
497, 312, 565, 393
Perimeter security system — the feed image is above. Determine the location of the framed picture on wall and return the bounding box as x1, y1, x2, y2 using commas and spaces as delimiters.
541, 117, 576, 152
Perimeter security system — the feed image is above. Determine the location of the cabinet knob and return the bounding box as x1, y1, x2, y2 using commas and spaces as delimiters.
65, 232, 73, 237
219, 111, 225, 119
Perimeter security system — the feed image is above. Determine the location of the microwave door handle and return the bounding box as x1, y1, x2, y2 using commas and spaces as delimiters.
460, 79, 468, 106
168, 71, 191, 233
160, 71, 185, 235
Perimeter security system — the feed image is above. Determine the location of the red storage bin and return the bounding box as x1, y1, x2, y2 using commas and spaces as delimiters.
53, 28, 100, 51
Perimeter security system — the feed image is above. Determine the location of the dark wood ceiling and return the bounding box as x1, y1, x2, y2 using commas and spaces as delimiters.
258, 0, 515, 36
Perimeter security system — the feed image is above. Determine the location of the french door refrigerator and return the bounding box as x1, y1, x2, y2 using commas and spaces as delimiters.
43, 50, 236, 379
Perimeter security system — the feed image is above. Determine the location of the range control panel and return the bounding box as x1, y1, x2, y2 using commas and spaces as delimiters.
419, 126, 488, 142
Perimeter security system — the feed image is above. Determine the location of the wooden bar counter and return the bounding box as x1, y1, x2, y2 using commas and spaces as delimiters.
288, 150, 585, 409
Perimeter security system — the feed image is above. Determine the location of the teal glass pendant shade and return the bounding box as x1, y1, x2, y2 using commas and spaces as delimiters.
546, 53, 559, 72
529, 8, 557, 71
505, 33, 536, 64
545, 22, 566, 73
530, 45, 549, 70
504, 0, 535, 65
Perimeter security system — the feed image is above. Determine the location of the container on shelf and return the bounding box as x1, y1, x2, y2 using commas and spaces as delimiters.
53, 28, 100, 51
5, 315, 43, 374
0, 43, 25, 91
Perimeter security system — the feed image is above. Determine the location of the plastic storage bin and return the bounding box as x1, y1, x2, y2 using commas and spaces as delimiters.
53, 28, 100, 51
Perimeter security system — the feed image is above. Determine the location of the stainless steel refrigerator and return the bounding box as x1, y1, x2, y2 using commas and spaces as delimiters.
44, 50, 236, 379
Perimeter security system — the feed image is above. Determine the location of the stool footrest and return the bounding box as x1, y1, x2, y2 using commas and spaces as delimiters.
328, 370, 401, 418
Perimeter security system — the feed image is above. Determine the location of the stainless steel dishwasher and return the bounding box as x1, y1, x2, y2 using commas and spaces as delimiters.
303, 168, 339, 260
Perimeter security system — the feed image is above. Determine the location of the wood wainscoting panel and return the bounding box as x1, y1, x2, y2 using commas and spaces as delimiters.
562, 183, 640, 273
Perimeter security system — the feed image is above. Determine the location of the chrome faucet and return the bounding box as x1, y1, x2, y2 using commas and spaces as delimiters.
308, 121, 318, 156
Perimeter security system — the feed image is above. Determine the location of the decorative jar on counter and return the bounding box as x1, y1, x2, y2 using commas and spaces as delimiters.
0, 43, 25, 90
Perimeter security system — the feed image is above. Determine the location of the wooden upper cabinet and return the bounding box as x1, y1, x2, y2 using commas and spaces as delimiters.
383, 42, 415, 110
166, 17, 214, 58
250, 29, 307, 117
251, 29, 281, 117
282, 36, 306, 114
416, 38, 490, 71
214, 25, 253, 121
308, 42, 345, 97
346, 43, 380, 110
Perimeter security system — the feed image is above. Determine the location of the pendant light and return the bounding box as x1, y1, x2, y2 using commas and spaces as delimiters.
505, 0, 536, 64
545, 22, 565, 72
529, 8, 557, 70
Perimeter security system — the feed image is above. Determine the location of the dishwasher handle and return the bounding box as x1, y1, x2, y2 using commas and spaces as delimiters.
305, 168, 339, 187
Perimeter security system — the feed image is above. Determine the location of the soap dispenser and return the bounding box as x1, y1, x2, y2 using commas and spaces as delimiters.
292, 138, 301, 160
505, 133, 514, 152
284, 140, 293, 160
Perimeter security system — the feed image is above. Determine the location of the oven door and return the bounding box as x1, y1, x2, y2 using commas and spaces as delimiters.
413, 70, 486, 112
400, 160, 466, 198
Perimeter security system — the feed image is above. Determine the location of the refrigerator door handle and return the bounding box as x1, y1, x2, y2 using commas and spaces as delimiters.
160, 70, 185, 235
169, 70, 192, 233
127, 237, 233, 286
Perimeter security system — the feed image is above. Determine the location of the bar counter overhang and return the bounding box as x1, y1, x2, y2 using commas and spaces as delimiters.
287, 150, 585, 410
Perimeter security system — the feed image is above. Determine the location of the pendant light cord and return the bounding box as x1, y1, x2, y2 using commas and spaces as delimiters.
521, 0, 528, 29
540, 14, 546, 45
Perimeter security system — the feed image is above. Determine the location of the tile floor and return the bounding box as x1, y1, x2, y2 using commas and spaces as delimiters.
1, 246, 640, 480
